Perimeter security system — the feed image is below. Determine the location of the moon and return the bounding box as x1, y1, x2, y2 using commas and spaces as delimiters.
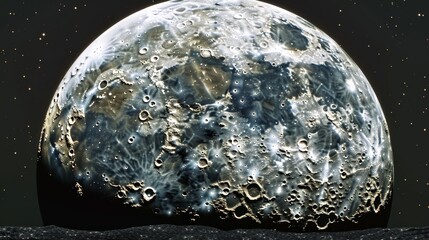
38, 0, 394, 231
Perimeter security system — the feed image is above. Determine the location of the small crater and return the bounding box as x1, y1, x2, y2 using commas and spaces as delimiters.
128, 136, 136, 144
174, 7, 186, 13
150, 55, 160, 62
225, 191, 242, 210
68, 149, 75, 157
260, 41, 268, 48
316, 214, 330, 230
143, 95, 151, 103
189, 103, 202, 112
297, 139, 308, 152
143, 187, 156, 202
139, 110, 151, 122
98, 80, 108, 90
68, 116, 76, 125
116, 190, 127, 199
139, 47, 148, 55
198, 157, 211, 169
200, 49, 212, 58
154, 158, 163, 168
233, 205, 248, 219
244, 182, 262, 201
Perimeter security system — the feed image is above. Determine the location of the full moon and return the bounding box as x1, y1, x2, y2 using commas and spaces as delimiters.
38, 0, 394, 231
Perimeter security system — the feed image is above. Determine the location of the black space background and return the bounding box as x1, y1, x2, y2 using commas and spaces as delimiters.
0, 0, 428, 228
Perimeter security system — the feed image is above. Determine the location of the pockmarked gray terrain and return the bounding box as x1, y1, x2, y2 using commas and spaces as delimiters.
38, 0, 394, 231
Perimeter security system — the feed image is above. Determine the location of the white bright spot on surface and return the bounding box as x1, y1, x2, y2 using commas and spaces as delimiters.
267, 132, 280, 154
276, 186, 282, 195
346, 78, 356, 92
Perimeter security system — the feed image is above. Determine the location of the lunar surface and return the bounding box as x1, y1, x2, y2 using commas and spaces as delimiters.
38, 0, 394, 231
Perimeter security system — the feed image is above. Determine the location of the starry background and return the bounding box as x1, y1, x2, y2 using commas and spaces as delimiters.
0, 0, 428, 228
